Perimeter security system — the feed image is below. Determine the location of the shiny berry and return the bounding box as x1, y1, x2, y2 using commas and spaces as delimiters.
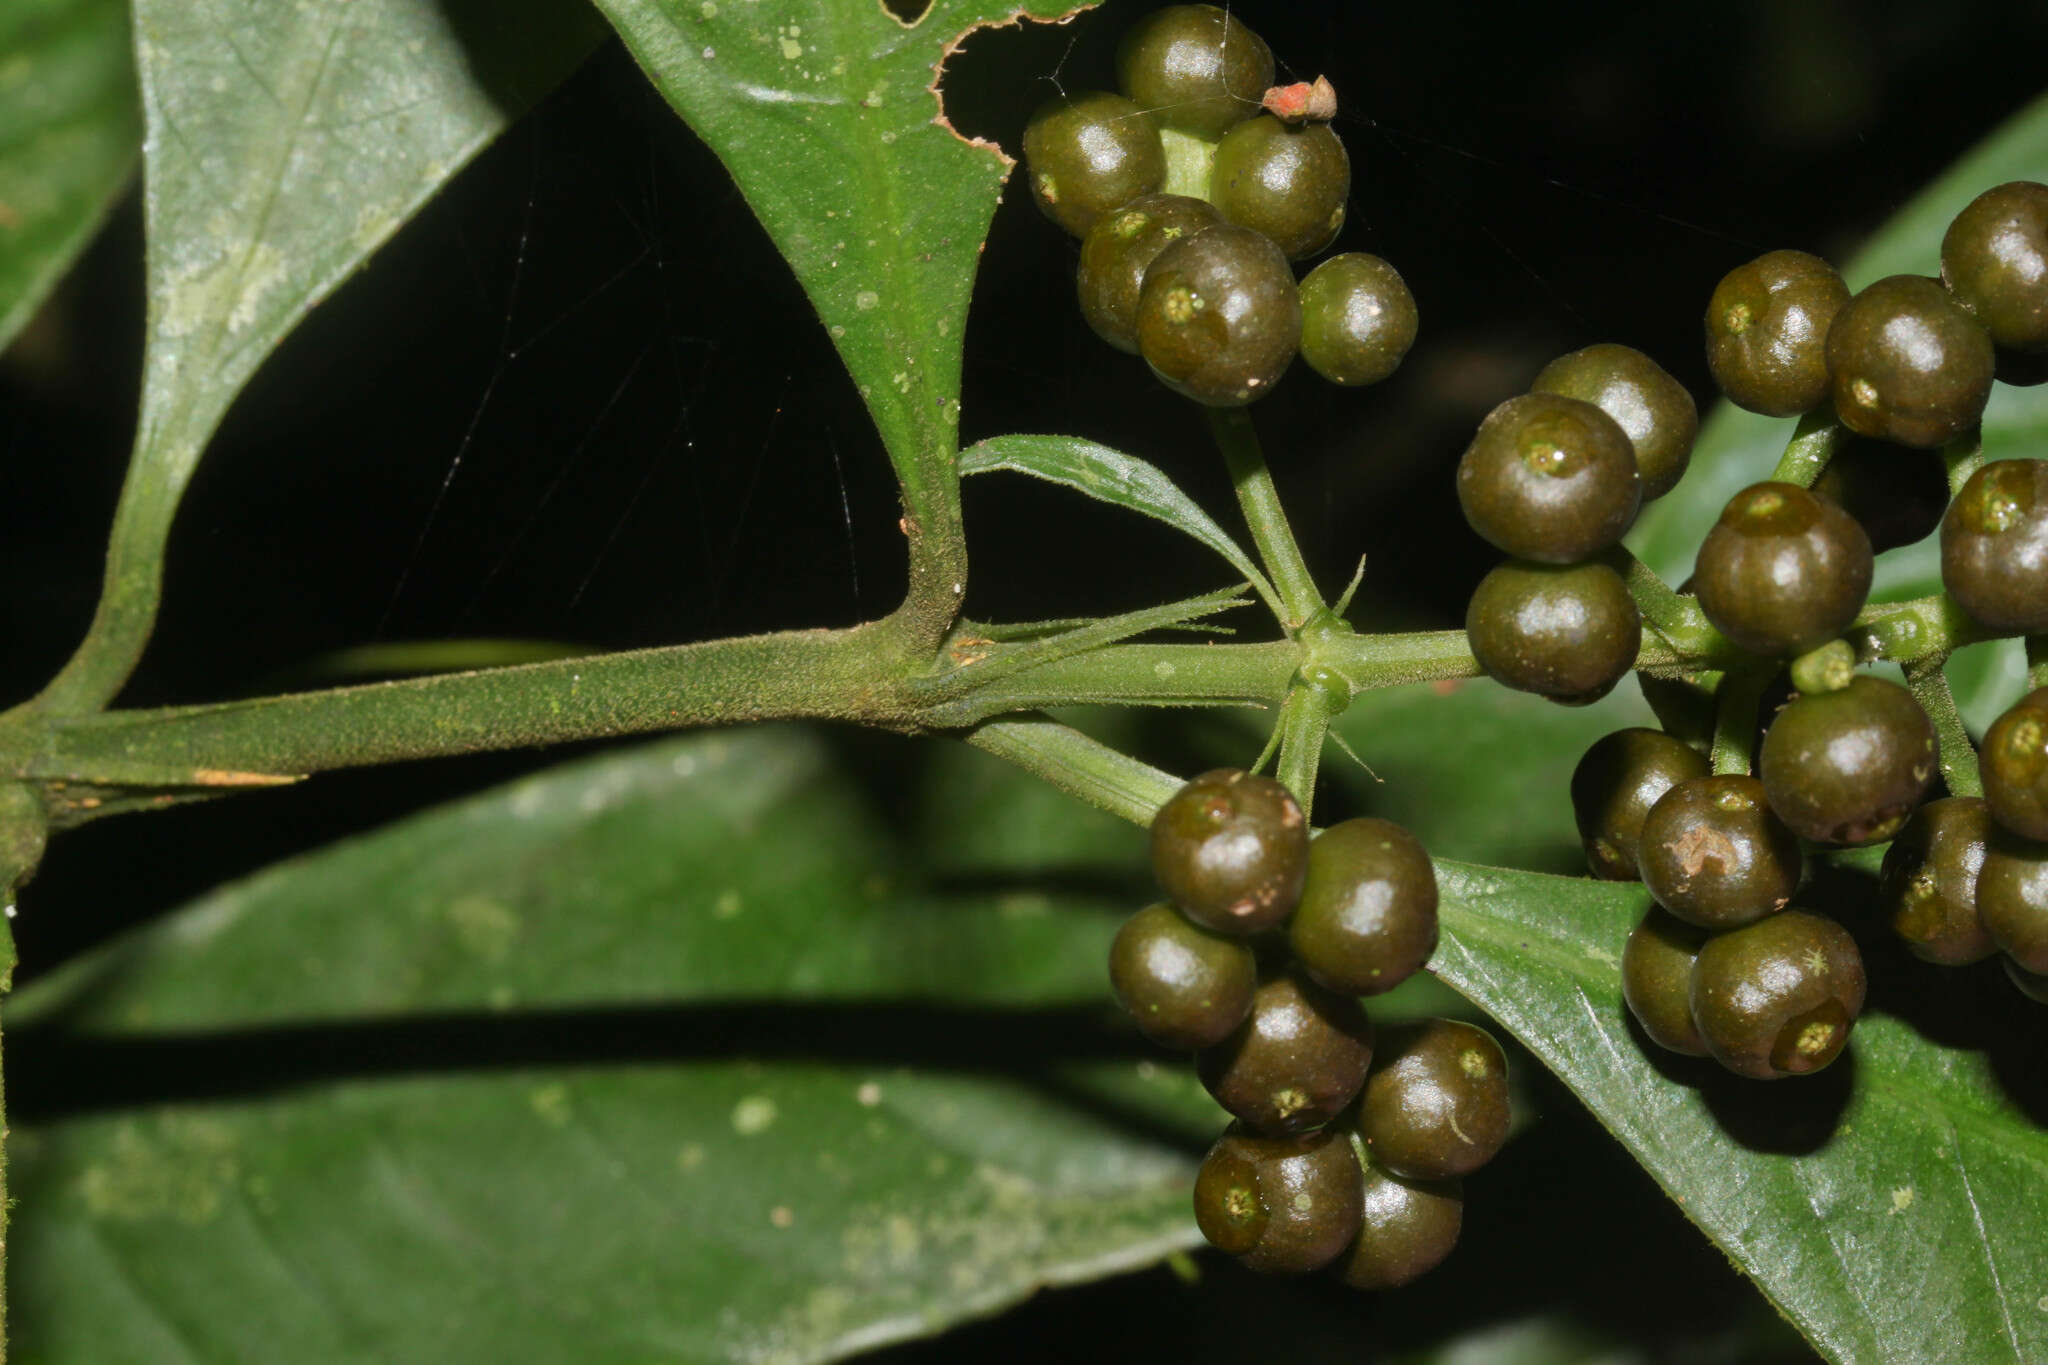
1198, 972, 1375, 1135
1211, 116, 1350, 259
1693, 482, 1872, 657
1979, 830, 2048, 973
1941, 460, 2048, 634
1456, 393, 1642, 563
1464, 560, 1641, 704
1115, 5, 1274, 140
1689, 910, 1866, 1080
1758, 676, 1936, 846
1023, 91, 1165, 238
1353, 1019, 1510, 1181
1330, 1165, 1463, 1291
1941, 181, 2048, 352
1288, 818, 1438, 996
1298, 253, 1418, 386
1150, 767, 1308, 935
1137, 225, 1302, 406
1193, 1124, 1364, 1274
1622, 906, 1711, 1055
2007, 954, 2048, 1005
1571, 728, 1713, 881
1876, 797, 1997, 966
1810, 434, 1951, 554
1109, 902, 1259, 1049
1704, 249, 1850, 417
1826, 274, 1994, 449
1077, 193, 1223, 353
1638, 774, 1803, 931
1531, 343, 1698, 502
1982, 687, 2048, 843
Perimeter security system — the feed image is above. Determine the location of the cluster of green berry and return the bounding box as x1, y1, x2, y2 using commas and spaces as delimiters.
1022, 5, 1418, 404
1111, 769, 1510, 1287
1557, 181, 2048, 1076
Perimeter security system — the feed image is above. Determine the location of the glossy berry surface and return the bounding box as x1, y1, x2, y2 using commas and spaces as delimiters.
1941, 460, 2048, 633
1704, 249, 1850, 416
1109, 902, 1258, 1049
1298, 253, 1417, 386
1982, 687, 2048, 843
1022, 91, 1165, 239
1622, 907, 1711, 1055
1979, 830, 2048, 973
1464, 560, 1641, 704
1531, 343, 1698, 502
1211, 116, 1349, 259
1150, 767, 1308, 935
1456, 393, 1642, 563
1693, 482, 1872, 657
1137, 225, 1301, 407
2008, 955, 2048, 1005
1811, 434, 1951, 554
1571, 727, 1712, 881
1193, 1125, 1363, 1274
1116, 4, 1274, 140
1198, 972, 1375, 1135
1638, 774, 1803, 930
1877, 797, 1997, 966
1941, 180, 2048, 352
1288, 818, 1438, 996
1353, 1019, 1510, 1181
1690, 910, 1865, 1080
1826, 274, 1994, 449
1076, 193, 1223, 354
1330, 1165, 1462, 1291
1759, 676, 1936, 846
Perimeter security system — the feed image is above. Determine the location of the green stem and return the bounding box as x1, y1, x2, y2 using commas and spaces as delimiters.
1600, 545, 1721, 652
1849, 594, 1992, 667
2028, 636, 2048, 692
963, 713, 1179, 826
1311, 629, 1480, 692
1767, 410, 1844, 488
28, 476, 181, 716
917, 640, 1301, 726
1942, 428, 1986, 498
1274, 686, 1333, 822
1711, 668, 1768, 776
1205, 406, 1325, 629
1904, 660, 1982, 798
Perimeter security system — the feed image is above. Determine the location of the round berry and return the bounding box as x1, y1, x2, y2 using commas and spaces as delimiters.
1298, 253, 1418, 386
1571, 728, 1713, 881
1456, 393, 1642, 563
1352, 1019, 1511, 1181
1137, 225, 1302, 407
1810, 434, 1951, 554
1150, 767, 1308, 935
1758, 676, 1937, 846
1288, 818, 1438, 996
1689, 910, 1866, 1080
1638, 774, 1804, 930
1193, 1124, 1364, 1274
1464, 560, 1642, 704
1826, 274, 1995, 449
1022, 91, 1165, 238
1941, 181, 2048, 352
1940, 460, 2048, 634
1979, 830, 2048, 973
1076, 193, 1223, 354
1693, 482, 1872, 657
1211, 115, 1349, 259
1330, 1166, 1462, 1291
1115, 5, 1274, 141
1982, 687, 2048, 843
1877, 797, 1997, 966
1109, 902, 1259, 1049
1198, 972, 1375, 1135
1704, 249, 1850, 417
1531, 343, 1698, 502
2007, 954, 2048, 1005
1622, 906, 1711, 1055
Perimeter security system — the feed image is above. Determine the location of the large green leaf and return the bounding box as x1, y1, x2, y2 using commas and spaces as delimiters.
1628, 92, 2048, 729
8, 727, 1217, 1363
589, 0, 1092, 579
0, 0, 137, 353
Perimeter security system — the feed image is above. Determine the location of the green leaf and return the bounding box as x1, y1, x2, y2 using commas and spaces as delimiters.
588, 0, 1095, 594
37, 0, 604, 711
961, 435, 1283, 617
0, 0, 138, 353
1626, 92, 2048, 729
9, 727, 1217, 1362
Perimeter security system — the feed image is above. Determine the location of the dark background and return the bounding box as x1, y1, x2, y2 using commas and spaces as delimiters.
3, 1, 2044, 1357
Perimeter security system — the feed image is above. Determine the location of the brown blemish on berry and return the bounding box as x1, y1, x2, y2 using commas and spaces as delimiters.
1669, 822, 1738, 879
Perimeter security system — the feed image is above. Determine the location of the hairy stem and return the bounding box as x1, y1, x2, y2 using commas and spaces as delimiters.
1767, 410, 1844, 488
1206, 406, 1325, 629
1274, 686, 1332, 821
1601, 545, 1720, 652
1905, 660, 1982, 798
963, 713, 1180, 826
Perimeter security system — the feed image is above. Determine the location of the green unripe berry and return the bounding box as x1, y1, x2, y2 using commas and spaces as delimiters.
1941, 460, 2048, 634
1193, 1123, 1364, 1274
1352, 1019, 1511, 1181
1456, 393, 1642, 563
1622, 906, 1711, 1056
1023, 91, 1165, 238
1211, 115, 1350, 259
1979, 829, 2048, 974
1877, 797, 1997, 966
1149, 767, 1308, 935
1330, 1164, 1463, 1291
1287, 818, 1438, 996
1704, 249, 1850, 417
1298, 253, 1418, 386
1570, 727, 1712, 881
1692, 482, 1871, 657
1826, 275, 1995, 450
1689, 910, 1866, 1080
1198, 972, 1375, 1136
1464, 559, 1641, 704
1137, 225, 1302, 407
1638, 774, 1803, 931
1076, 193, 1223, 353
1982, 687, 2048, 844
1115, 5, 1274, 141
1758, 676, 1936, 847
1531, 343, 1698, 502
1941, 180, 2048, 352
1109, 902, 1259, 1050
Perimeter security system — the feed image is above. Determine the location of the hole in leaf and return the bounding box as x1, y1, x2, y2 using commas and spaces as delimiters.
879, 0, 933, 25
